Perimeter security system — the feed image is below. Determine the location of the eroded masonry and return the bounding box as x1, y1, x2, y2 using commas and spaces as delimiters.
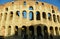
0, 0, 60, 39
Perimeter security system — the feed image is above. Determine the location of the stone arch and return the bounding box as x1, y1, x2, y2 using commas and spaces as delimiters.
37, 25, 43, 39
36, 11, 40, 20
29, 11, 34, 20
50, 26, 54, 39
43, 26, 48, 39
8, 26, 11, 35
53, 14, 56, 22
16, 11, 20, 16
15, 26, 18, 35
29, 6, 34, 10
10, 11, 13, 20
42, 12, 46, 19
48, 13, 52, 21
22, 10, 27, 18
24, 1, 26, 5
42, 2, 44, 5
37, 26, 41, 36
29, 25, 35, 39
5, 7, 8, 11
21, 26, 27, 39
55, 27, 59, 35
36, 1, 39, 4
52, 10, 55, 13
22, 26, 27, 32
50, 26, 54, 35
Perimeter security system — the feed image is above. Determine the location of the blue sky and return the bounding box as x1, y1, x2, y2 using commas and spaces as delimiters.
0, 0, 60, 11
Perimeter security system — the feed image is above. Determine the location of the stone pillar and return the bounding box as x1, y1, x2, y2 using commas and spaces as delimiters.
34, 26, 37, 39
27, 11, 29, 20
53, 27, 56, 39
48, 27, 50, 39
34, 5, 36, 21
59, 28, 60, 35
11, 25, 15, 36
40, 12, 43, 21
27, 26, 29, 39
5, 26, 8, 36
18, 27, 21, 39
41, 26, 44, 39
53, 27, 56, 36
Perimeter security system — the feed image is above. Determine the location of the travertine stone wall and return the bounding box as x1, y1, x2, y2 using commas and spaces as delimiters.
0, 0, 60, 37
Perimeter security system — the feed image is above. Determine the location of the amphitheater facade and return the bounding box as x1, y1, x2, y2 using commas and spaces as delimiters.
0, 0, 60, 39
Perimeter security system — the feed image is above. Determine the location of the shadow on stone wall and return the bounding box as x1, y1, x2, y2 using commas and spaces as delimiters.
0, 24, 60, 39
2, 34, 60, 39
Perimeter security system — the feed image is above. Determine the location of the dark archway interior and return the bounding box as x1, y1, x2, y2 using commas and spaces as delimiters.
16, 11, 20, 16
29, 26, 35, 39
50, 26, 54, 39
43, 26, 48, 39
15, 26, 18, 36
8, 26, 11, 35
37, 26, 42, 36
36, 11, 40, 20
53, 14, 56, 22
37, 26, 43, 39
21, 26, 27, 39
55, 27, 59, 35
42, 12, 46, 19
29, 26, 34, 35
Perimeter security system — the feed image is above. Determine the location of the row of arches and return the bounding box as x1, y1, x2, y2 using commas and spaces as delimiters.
0, 11, 60, 23
4, 25, 59, 39
1, 25, 60, 39
13, 11, 60, 22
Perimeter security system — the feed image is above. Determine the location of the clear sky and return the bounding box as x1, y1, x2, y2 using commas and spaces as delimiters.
0, 0, 60, 11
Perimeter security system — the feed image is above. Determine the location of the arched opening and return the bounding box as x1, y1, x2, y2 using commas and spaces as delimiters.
57, 15, 59, 23
22, 10, 27, 18
42, 3, 44, 5
8, 26, 11, 35
52, 10, 55, 13
48, 13, 52, 21
10, 11, 13, 20
55, 27, 59, 35
24, 1, 26, 5
16, 11, 20, 16
42, 12, 46, 19
37, 26, 43, 39
29, 6, 34, 10
15, 26, 18, 36
21, 26, 27, 39
5, 8, 8, 11
0, 36, 4, 39
29, 11, 34, 20
53, 14, 56, 22
51, 6, 53, 9
36, 11, 40, 20
36, 1, 38, 4
43, 26, 48, 39
50, 26, 54, 39
29, 26, 34, 39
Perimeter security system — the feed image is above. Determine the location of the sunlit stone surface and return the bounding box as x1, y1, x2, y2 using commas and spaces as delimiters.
0, 0, 60, 39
